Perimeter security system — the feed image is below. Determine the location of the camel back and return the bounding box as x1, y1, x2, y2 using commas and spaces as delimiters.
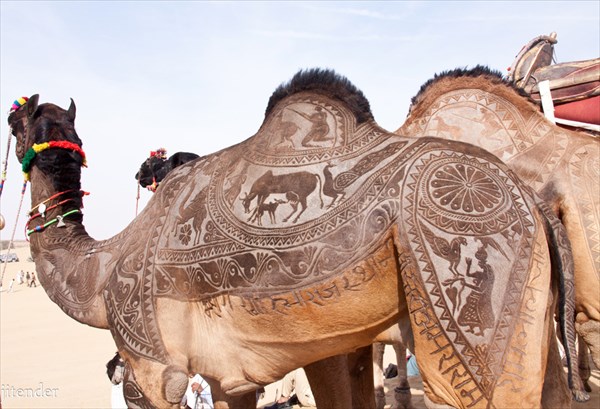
401, 66, 595, 191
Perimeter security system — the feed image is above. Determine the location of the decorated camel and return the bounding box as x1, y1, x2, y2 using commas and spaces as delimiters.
398, 65, 599, 397
9, 68, 578, 408
133, 129, 574, 409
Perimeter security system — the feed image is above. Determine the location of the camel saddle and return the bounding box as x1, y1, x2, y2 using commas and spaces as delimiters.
507, 32, 600, 129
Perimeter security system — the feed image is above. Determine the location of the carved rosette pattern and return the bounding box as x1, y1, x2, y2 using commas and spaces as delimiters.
402, 149, 536, 401
417, 155, 518, 235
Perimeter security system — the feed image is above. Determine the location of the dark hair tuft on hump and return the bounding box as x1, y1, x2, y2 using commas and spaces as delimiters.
265, 68, 374, 123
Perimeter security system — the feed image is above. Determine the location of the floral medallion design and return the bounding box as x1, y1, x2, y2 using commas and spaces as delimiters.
429, 163, 502, 214
417, 152, 517, 235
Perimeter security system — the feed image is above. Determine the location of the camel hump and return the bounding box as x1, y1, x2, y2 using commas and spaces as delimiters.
409, 65, 508, 111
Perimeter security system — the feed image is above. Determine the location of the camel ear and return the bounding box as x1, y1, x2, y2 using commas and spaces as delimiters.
67, 98, 76, 122
27, 94, 39, 118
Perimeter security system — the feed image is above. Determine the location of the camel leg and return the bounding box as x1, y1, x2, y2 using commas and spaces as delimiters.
305, 355, 353, 409
207, 379, 256, 409
122, 360, 185, 409
123, 357, 256, 408
578, 335, 592, 392
373, 342, 386, 409
122, 363, 152, 409
541, 327, 571, 409
392, 343, 414, 409
122, 355, 201, 409
348, 345, 376, 409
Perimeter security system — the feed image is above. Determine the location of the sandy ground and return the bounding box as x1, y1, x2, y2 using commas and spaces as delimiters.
0, 243, 116, 408
1, 242, 598, 409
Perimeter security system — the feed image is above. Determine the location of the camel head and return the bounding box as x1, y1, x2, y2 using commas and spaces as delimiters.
8, 94, 85, 208
135, 151, 200, 192
135, 155, 167, 191
9, 94, 79, 162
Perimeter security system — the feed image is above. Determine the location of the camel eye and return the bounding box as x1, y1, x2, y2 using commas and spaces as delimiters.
10, 122, 23, 137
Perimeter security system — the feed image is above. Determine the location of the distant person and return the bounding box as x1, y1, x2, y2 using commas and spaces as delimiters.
8, 278, 15, 292
17, 270, 24, 285
25, 271, 31, 285
266, 368, 315, 409
106, 352, 127, 409
29, 272, 37, 287
180, 373, 213, 409
407, 352, 420, 377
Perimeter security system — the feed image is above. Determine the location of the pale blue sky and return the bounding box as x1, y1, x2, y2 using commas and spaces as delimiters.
1, 1, 599, 240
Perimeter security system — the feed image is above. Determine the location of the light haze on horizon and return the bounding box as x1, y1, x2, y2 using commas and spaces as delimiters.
1, 1, 598, 241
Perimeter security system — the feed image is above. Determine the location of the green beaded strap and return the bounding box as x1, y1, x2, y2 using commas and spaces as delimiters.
26, 209, 81, 236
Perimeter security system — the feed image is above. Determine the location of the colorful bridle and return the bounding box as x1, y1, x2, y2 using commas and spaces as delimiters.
22, 141, 87, 181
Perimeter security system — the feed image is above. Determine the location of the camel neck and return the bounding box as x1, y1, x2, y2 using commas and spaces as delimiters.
26, 167, 110, 329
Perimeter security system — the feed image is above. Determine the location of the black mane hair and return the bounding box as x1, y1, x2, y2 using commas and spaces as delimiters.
411, 65, 535, 106
265, 68, 374, 124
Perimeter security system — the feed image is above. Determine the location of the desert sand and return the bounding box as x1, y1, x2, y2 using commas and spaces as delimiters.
1, 242, 598, 408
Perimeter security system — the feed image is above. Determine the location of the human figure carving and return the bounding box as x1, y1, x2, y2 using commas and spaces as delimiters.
293, 106, 331, 147
456, 249, 495, 336
7, 68, 579, 408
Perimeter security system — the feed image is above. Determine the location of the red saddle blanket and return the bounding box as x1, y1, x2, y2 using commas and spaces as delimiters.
554, 95, 600, 125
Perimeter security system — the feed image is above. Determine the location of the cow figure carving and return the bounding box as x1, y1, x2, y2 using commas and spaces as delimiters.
241, 170, 323, 224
